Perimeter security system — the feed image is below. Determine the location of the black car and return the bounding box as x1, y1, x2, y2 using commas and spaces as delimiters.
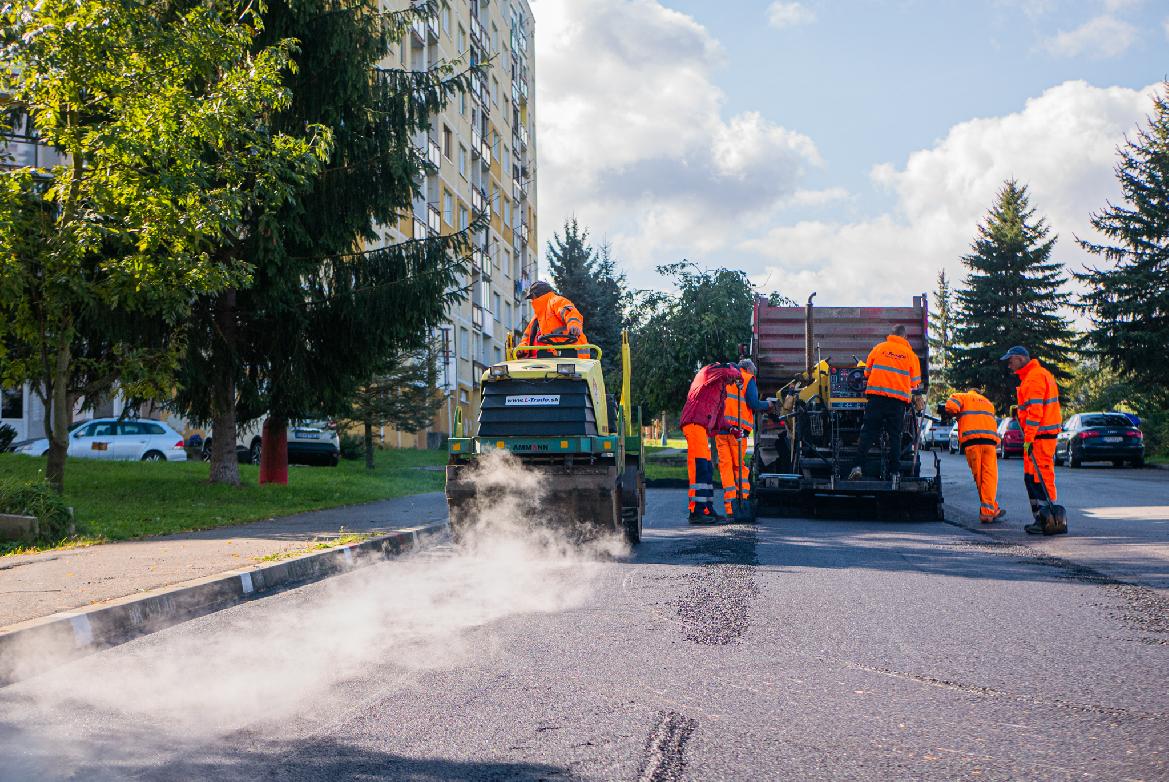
1054, 412, 1144, 468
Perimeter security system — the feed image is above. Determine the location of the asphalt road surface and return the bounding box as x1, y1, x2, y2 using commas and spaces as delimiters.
2, 463, 1167, 781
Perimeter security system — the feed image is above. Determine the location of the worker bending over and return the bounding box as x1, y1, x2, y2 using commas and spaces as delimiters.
681, 362, 743, 524
944, 387, 1004, 523
848, 324, 922, 480
1002, 346, 1066, 535
716, 359, 770, 518
519, 281, 589, 358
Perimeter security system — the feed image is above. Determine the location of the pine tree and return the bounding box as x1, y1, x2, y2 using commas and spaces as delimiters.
544, 219, 628, 381
927, 270, 955, 404
949, 181, 1076, 411
172, 1, 475, 485
1075, 82, 1169, 407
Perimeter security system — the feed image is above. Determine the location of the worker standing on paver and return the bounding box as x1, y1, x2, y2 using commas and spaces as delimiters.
943, 387, 1005, 523
847, 324, 923, 480
716, 359, 771, 518
1001, 346, 1066, 535
681, 362, 744, 524
519, 281, 588, 358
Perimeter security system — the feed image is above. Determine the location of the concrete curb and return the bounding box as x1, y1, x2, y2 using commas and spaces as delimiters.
0, 520, 448, 686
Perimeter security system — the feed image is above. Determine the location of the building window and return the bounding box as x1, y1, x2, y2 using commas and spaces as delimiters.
503, 198, 510, 226
457, 24, 466, 52
492, 131, 501, 160
458, 204, 469, 231
491, 23, 499, 52
493, 292, 501, 317
491, 77, 498, 105
502, 144, 509, 175
493, 346, 502, 363
459, 91, 466, 116
458, 144, 467, 178
502, 250, 511, 278
459, 389, 469, 403
506, 301, 513, 327
459, 327, 469, 359
443, 191, 454, 225
442, 125, 453, 159
441, 2, 450, 34
1, 387, 22, 419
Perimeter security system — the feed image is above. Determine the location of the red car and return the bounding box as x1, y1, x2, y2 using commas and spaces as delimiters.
996, 418, 1024, 458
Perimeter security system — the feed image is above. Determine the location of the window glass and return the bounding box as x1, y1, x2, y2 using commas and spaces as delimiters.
493, 292, 501, 316
146, 423, 166, 435
117, 421, 143, 436
459, 327, 469, 358
459, 205, 469, 231
443, 192, 453, 225
441, 2, 450, 33
0, 387, 22, 419
458, 145, 467, 177
1080, 414, 1133, 428
457, 24, 465, 51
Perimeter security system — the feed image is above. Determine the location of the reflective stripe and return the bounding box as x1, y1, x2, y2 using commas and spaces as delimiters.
1020, 396, 1059, 407
690, 483, 713, 491
871, 363, 911, 376
947, 396, 960, 406
910, 376, 921, 385
958, 410, 996, 418
866, 385, 911, 400
962, 429, 999, 437
980, 502, 995, 510
723, 488, 736, 497
1037, 423, 1062, 432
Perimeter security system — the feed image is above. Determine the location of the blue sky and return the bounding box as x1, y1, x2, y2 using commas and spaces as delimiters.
531, 0, 1165, 304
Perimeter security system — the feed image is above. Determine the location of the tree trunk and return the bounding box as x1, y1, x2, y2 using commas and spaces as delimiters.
209, 290, 240, 486
45, 342, 73, 494
661, 412, 668, 447
259, 415, 289, 485
364, 416, 375, 471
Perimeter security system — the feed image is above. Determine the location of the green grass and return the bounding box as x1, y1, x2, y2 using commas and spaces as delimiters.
1148, 455, 1169, 466
0, 449, 446, 553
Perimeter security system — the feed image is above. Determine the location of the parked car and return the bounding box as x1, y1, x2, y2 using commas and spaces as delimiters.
201, 419, 340, 467
920, 420, 953, 451
948, 426, 960, 454
996, 418, 1023, 459
1055, 412, 1144, 468
11, 418, 186, 461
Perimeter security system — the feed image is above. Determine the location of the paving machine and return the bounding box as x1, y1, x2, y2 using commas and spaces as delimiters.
445, 331, 646, 543
749, 294, 943, 519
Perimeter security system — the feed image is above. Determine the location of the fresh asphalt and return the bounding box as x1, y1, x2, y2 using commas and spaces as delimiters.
1, 456, 1167, 781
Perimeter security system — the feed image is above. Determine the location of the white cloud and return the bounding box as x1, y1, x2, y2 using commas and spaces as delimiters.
1042, 14, 1137, 58
531, 0, 820, 277
740, 81, 1158, 305
767, 1, 816, 30
1103, 0, 1142, 11
1163, 17, 1169, 40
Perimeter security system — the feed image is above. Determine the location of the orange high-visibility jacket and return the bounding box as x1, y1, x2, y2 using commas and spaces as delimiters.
863, 334, 922, 403
722, 369, 768, 433
519, 291, 586, 348
1015, 358, 1062, 443
944, 390, 1000, 450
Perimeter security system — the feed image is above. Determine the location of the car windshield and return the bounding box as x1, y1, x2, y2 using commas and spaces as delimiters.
1004, 420, 1020, 431
1080, 414, 1134, 428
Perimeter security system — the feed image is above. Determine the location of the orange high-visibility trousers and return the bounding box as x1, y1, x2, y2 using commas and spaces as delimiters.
715, 433, 749, 514
1024, 437, 1058, 504
963, 444, 999, 518
683, 424, 714, 514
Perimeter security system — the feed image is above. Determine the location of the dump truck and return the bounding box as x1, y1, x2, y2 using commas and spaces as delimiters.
445, 331, 646, 543
748, 293, 943, 519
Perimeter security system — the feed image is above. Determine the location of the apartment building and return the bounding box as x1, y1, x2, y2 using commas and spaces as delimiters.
380, 0, 539, 447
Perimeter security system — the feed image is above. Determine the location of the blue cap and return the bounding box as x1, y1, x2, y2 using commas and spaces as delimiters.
999, 346, 1030, 361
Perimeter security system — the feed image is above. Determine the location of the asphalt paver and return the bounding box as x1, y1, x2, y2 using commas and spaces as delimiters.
2, 482, 1167, 781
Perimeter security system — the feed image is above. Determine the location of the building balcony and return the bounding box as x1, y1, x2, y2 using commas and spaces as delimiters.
472, 305, 484, 331
471, 247, 485, 275
470, 74, 483, 104
427, 138, 441, 169
480, 139, 492, 166
471, 187, 484, 213
519, 222, 529, 243
426, 13, 439, 41
515, 124, 528, 149
471, 127, 482, 156
470, 16, 484, 47
427, 204, 441, 234
413, 217, 427, 240
410, 17, 426, 46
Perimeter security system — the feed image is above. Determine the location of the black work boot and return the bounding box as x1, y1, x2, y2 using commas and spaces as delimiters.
1024, 518, 1047, 535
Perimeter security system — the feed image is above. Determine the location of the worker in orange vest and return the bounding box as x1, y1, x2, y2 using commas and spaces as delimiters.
1002, 346, 1066, 535
943, 387, 1004, 523
715, 359, 770, 518
681, 362, 743, 524
519, 281, 588, 358
847, 324, 922, 480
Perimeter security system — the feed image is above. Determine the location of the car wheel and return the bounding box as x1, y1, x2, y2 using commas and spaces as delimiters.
1054, 449, 1064, 466
142, 450, 166, 462
41, 449, 50, 457
1132, 457, 1145, 468
1069, 448, 1082, 469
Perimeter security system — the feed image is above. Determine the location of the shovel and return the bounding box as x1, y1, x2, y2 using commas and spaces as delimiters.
733, 432, 757, 523
1028, 449, 1067, 534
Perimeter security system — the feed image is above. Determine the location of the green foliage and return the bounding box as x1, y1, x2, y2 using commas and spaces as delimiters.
949, 181, 1076, 411
0, 479, 72, 541
1075, 82, 1169, 408
0, 0, 330, 490
0, 424, 15, 453
545, 219, 629, 381
338, 433, 364, 461
630, 263, 757, 416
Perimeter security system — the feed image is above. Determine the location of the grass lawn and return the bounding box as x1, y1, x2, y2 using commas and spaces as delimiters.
0, 449, 446, 553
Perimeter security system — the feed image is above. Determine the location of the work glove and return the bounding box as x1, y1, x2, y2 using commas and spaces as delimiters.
730, 427, 744, 439
1023, 441, 1033, 455
567, 325, 581, 338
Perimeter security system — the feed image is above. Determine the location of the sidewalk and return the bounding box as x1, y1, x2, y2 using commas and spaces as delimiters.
0, 492, 447, 629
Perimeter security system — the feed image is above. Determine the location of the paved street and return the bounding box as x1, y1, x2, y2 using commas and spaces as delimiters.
2, 465, 1167, 781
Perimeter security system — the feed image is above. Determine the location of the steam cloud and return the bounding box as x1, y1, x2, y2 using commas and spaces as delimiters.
0, 449, 628, 779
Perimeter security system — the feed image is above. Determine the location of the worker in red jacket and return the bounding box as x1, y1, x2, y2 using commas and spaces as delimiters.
680, 362, 743, 524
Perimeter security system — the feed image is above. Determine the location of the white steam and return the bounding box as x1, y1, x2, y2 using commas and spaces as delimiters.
0, 450, 627, 779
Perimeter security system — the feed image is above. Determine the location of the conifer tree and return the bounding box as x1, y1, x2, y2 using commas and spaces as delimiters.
949, 181, 1075, 411
1075, 82, 1169, 406
545, 219, 628, 381
927, 269, 955, 403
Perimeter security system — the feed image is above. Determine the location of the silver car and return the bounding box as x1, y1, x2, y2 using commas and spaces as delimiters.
11, 418, 188, 461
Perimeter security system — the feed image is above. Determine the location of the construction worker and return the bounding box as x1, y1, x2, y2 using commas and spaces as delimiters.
519, 281, 588, 358
943, 387, 1004, 523
715, 359, 770, 518
1001, 346, 1066, 535
681, 362, 743, 524
847, 324, 922, 480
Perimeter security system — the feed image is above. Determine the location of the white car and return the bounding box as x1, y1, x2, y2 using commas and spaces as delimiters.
12, 417, 188, 461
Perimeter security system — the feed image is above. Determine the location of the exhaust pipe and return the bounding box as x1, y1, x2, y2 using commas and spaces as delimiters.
805, 292, 817, 372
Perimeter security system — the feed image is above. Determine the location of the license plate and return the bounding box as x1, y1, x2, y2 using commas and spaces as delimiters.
1102, 436, 1122, 443
295, 431, 320, 439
